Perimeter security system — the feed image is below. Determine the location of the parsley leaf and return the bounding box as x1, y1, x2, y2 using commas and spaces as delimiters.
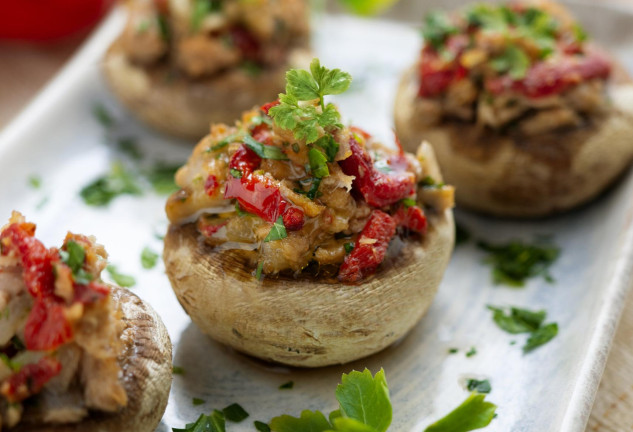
118, 137, 143, 160
478, 238, 560, 286
80, 162, 142, 206
145, 163, 181, 195
270, 410, 331, 432
255, 262, 264, 280
490, 45, 530, 80
279, 381, 294, 390
264, 217, 287, 242
191, 0, 221, 31
269, 59, 350, 144
335, 369, 391, 432
222, 403, 249, 422
93, 103, 114, 128
230, 168, 243, 179
465, 347, 477, 357
314, 135, 339, 162
60, 241, 93, 285
106, 265, 136, 288
308, 148, 330, 178
423, 393, 497, 432
422, 11, 458, 50
141, 247, 159, 269
524, 322, 558, 353
466, 379, 491, 394
28, 175, 42, 189
172, 366, 185, 375
254, 421, 272, 432
487, 305, 545, 334
244, 135, 289, 160
337, 0, 399, 16
344, 243, 354, 254
193, 398, 205, 406
208, 132, 245, 153
173, 410, 225, 432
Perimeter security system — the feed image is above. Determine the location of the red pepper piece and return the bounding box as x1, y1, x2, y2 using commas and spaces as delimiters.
261, 100, 280, 115
282, 207, 304, 231
73, 281, 110, 304
225, 173, 287, 223
229, 144, 261, 174
1, 357, 62, 403
485, 49, 611, 99
229, 26, 261, 61
394, 205, 427, 234
23, 300, 73, 351
339, 210, 397, 282
0, 223, 56, 300
338, 137, 416, 208
418, 35, 469, 98
197, 217, 228, 238
204, 174, 219, 197
251, 124, 274, 146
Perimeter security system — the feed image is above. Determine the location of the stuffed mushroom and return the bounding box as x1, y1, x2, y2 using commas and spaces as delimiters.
163, 60, 455, 367
0, 212, 172, 431
103, 0, 311, 139
394, 0, 633, 217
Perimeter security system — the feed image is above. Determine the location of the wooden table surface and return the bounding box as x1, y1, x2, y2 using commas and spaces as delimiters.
1, 3, 632, 430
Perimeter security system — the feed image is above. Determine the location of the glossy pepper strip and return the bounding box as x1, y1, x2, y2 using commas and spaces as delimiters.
261, 99, 280, 115
1, 357, 62, 403
338, 210, 397, 282
419, 35, 469, 98
485, 49, 612, 98
23, 299, 73, 351
394, 205, 427, 234
338, 137, 416, 208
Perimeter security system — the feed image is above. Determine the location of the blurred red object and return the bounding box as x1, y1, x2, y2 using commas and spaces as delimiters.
0, 0, 115, 41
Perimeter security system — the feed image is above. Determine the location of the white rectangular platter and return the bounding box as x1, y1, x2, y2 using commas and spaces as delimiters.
1, 2, 633, 431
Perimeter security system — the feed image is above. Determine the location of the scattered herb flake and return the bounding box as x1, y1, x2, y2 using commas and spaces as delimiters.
523, 322, 558, 353
264, 217, 287, 243
466, 379, 491, 394
279, 381, 294, 390
28, 175, 42, 189
478, 238, 560, 287
465, 347, 477, 357
106, 265, 136, 288
172, 410, 225, 432
244, 135, 288, 160
313, 135, 339, 162
448, 348, 459, 354
172, 366, 185, 375
60, 241, 93, 285
93, 103, 114, 128
254, 421, 271, 432
191, 0, 220, 31
141, 247, 159, 269
230, 168, 242, 179
490, 44, 530, 79
118, 137, 143, 160
80, 162, 142, 206
401, 198, 416, 208
344, 243, 354, 254
422, 11, 459, 50
308, 148, 329, 178
255, 262, 264, 281
487, 305, 545, 334
423, 393, 497, 432
192, 398, 205, 406
222, 403, 249, 422
145, 163, 181, 195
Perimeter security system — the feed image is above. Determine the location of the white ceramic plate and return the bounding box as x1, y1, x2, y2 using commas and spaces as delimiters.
1, 3, 633, 431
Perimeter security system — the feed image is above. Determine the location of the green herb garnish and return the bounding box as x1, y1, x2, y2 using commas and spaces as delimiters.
93, 103, 114, 128
423, 393, 497, 432
254, 421, 271, 432
344, 243, 354, 254
230, 168, 243, 179
337, 0, 399, 16
157, 14, 170, 41
308, 148, 329, 178
145, 163, 181, 195
488, 305, 558, 352
264, 217, 288, 243
291, 143, 301, 154
28, 175, 41, 189
172, 410, 225, 432
279, 381, 294, 390
255, 262, 264, 281
208, 132, 244, 153
524, 322, 558, 353
466, 379, 491, 394
106, 265, 136, 288
191, 0, 221, 31
59, 241, 93, 285
478, 238, 560, 287
313, 135, 339, 162
193, 398, 205, 406
401, 198, 416, 208
269, 59, 350, 144
172, 366, 185, 375
422, 11, 459, 50
448, 348, 459, 354
465, 347, 477, 357
222, 403, 249, 422
244, 135, 289, 160
118, 137, 143, 160
80, 162, 142, 206
141, 247, 159, 269
490, 45, 531, 80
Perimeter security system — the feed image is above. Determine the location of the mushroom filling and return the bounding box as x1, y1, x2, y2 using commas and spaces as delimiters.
415, 0, 612, 136
119, 0, 309, 79
166, 60, 455, 282
0, 212, 126, 429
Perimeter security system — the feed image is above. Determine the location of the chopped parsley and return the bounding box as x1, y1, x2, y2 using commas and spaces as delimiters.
423, 393, 497, 432
478, 238, 560, 286
401, 198, 417, 208
465, 347, 477, 357
230, 168, 242, 179
172, 366, 185, 375
490, 45, 530, 80
244, 135, 289, 160
279, 381, 294, 390
59, 241, 93, 285
106, 265, 136, 288
145, 163, 181, 195
422, 11, 458, 50
264, 217, 287, 243
193, 398, 205, 406
254, 421, 271, 432
93, 103, 114, 128
337, 0, 400, 16
28, 175, 41, 189
255, 262, 264, 281
80, 162, 142, 206
208, 133, 244, 153
448, 348, 458, 354
488, 305, 558, 353
308, 148, 329, 178
157, 14, 170, 41
268, 59, 350, 144
118, 137, 143, 160
191, 0, 221, 31
295, 177, 322, 200
141, 247, 159, 269
313, 134, 339, 162
344, 243, 354, 254
222, 403, 249, 422
466, 379, 491, 394
172, 410, 225, 432
420, 176, 445, 188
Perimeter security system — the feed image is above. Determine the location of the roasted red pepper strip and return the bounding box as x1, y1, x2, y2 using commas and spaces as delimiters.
419, 35, 469, 98
229, 144, 262, 174
23, 300, 73, 351
204, 175, 219, 197
1, 357, 62, 403
282, 207, 304, 231
73, 281, 110, 305
229, 25, 261, 62
394, 205, 427, 234
261, 99, 280, 115
486, 49, 611, 98
339, 137, 416, 208
339, 210, 397, 282
225, 173, 288, 223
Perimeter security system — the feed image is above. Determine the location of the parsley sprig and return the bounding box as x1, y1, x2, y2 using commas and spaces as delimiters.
269, 59, 351, 144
